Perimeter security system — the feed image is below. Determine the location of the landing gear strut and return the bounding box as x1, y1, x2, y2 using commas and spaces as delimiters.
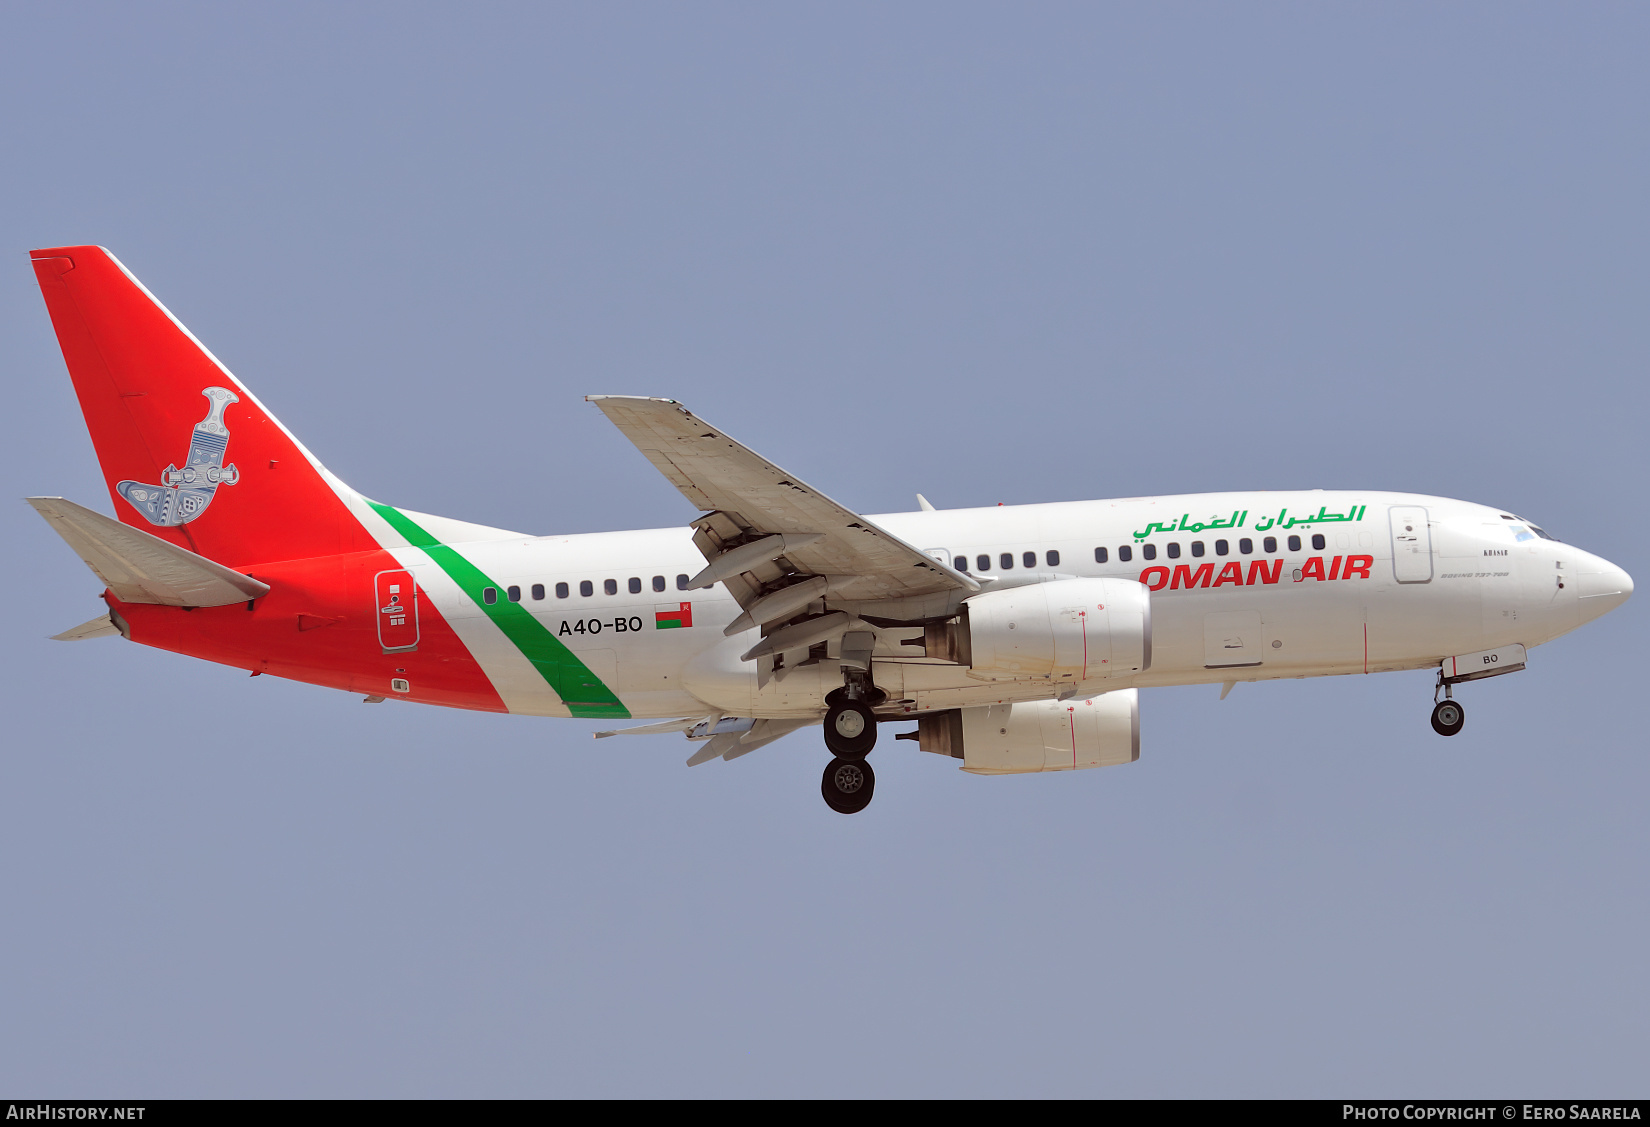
1431, 675, 1466, 737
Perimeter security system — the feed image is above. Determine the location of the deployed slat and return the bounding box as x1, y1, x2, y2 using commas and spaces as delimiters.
28, 496, 271, 607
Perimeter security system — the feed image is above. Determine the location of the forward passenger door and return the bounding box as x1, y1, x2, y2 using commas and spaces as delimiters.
1389, 506, 1433, 583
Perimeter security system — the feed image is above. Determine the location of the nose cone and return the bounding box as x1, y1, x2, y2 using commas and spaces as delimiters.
1577, 555, 1633, 623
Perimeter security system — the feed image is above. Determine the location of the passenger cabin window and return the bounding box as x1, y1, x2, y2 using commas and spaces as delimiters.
1022, 551, 1035, 568
579, 580, 594, 597
976, 554, 990, 572
1142, 544, 1156, 561
1311, 533, 1326, 551
1214, 540, 1228, 556
1190, 541, 1205, 557
1239, 538, 1252, 555
1094, 547, 1108, 564
604, 579, 618, 596
531, 583, 545, 600
628, 577, 642, 594
483, 587, 498, 605
507, 585, 521, 602
555, 582, 569, 599
1000, 553, 1014, 570
1263, 536, 1277, 554
954, 557, 968, 571
653, 575, 666, 592
1119, 545, 1133, 563
1287, 535, 1302, 552
1046, 550, 1059, 567
676, 574, 690, 590
1166, 542, 1181, 559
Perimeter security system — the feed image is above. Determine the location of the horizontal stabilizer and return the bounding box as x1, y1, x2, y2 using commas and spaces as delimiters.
52, 613, 122, 641
27, 497, 271, 607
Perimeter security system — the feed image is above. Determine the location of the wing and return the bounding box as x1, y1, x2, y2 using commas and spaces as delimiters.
586, 396, 977, 610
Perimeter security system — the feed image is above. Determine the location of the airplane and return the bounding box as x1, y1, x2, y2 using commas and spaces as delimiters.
25, 245, 1634, 814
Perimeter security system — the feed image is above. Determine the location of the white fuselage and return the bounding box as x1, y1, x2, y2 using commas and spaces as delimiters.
406, 490, 1631, 720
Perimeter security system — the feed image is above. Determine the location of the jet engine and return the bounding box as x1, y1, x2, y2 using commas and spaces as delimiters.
901, 690, 1139, 774
958, 577, 1151, 683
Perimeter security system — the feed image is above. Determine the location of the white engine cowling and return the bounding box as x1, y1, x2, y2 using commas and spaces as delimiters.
964, 578, 1151, 683
906, 690, 1140, 774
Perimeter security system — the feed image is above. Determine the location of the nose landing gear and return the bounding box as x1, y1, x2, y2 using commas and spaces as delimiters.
1430, 698, 1465, 737
1430, 673, 1466, 737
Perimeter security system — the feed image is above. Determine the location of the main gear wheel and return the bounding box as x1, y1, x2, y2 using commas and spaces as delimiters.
823, 699, 877, 759
822, 756, 875, 814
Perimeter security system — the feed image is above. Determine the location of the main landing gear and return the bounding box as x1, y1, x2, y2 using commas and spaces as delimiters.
1431, 674, 1466, 737
822, 756, 875, 814
824, 697, 877, 759
821, 679, 883, 814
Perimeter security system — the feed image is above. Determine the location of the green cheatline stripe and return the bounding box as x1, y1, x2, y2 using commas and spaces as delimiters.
369, 502, 630, 719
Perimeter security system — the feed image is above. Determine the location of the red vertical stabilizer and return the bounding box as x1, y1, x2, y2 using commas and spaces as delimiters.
30, 246, 371, 568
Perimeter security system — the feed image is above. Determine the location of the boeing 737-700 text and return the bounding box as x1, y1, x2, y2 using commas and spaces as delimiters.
26, 246, 1634, 813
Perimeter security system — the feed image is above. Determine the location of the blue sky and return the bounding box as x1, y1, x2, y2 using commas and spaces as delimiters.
2, 3, 1646, 1096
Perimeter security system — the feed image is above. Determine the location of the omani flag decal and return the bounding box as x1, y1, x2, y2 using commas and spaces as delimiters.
654, 602, 694, 629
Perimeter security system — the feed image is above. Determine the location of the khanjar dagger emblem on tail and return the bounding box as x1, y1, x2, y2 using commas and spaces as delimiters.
116, 387, 241, 526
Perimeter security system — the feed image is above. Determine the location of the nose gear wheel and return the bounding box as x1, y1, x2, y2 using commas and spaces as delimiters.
1430, 699, 1465, 737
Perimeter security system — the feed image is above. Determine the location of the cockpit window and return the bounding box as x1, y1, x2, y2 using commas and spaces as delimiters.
1515, 516, 1562, 542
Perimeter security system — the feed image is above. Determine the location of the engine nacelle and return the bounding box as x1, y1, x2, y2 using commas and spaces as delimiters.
905, 691, 1140, 774
963, 578, 1151, 683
